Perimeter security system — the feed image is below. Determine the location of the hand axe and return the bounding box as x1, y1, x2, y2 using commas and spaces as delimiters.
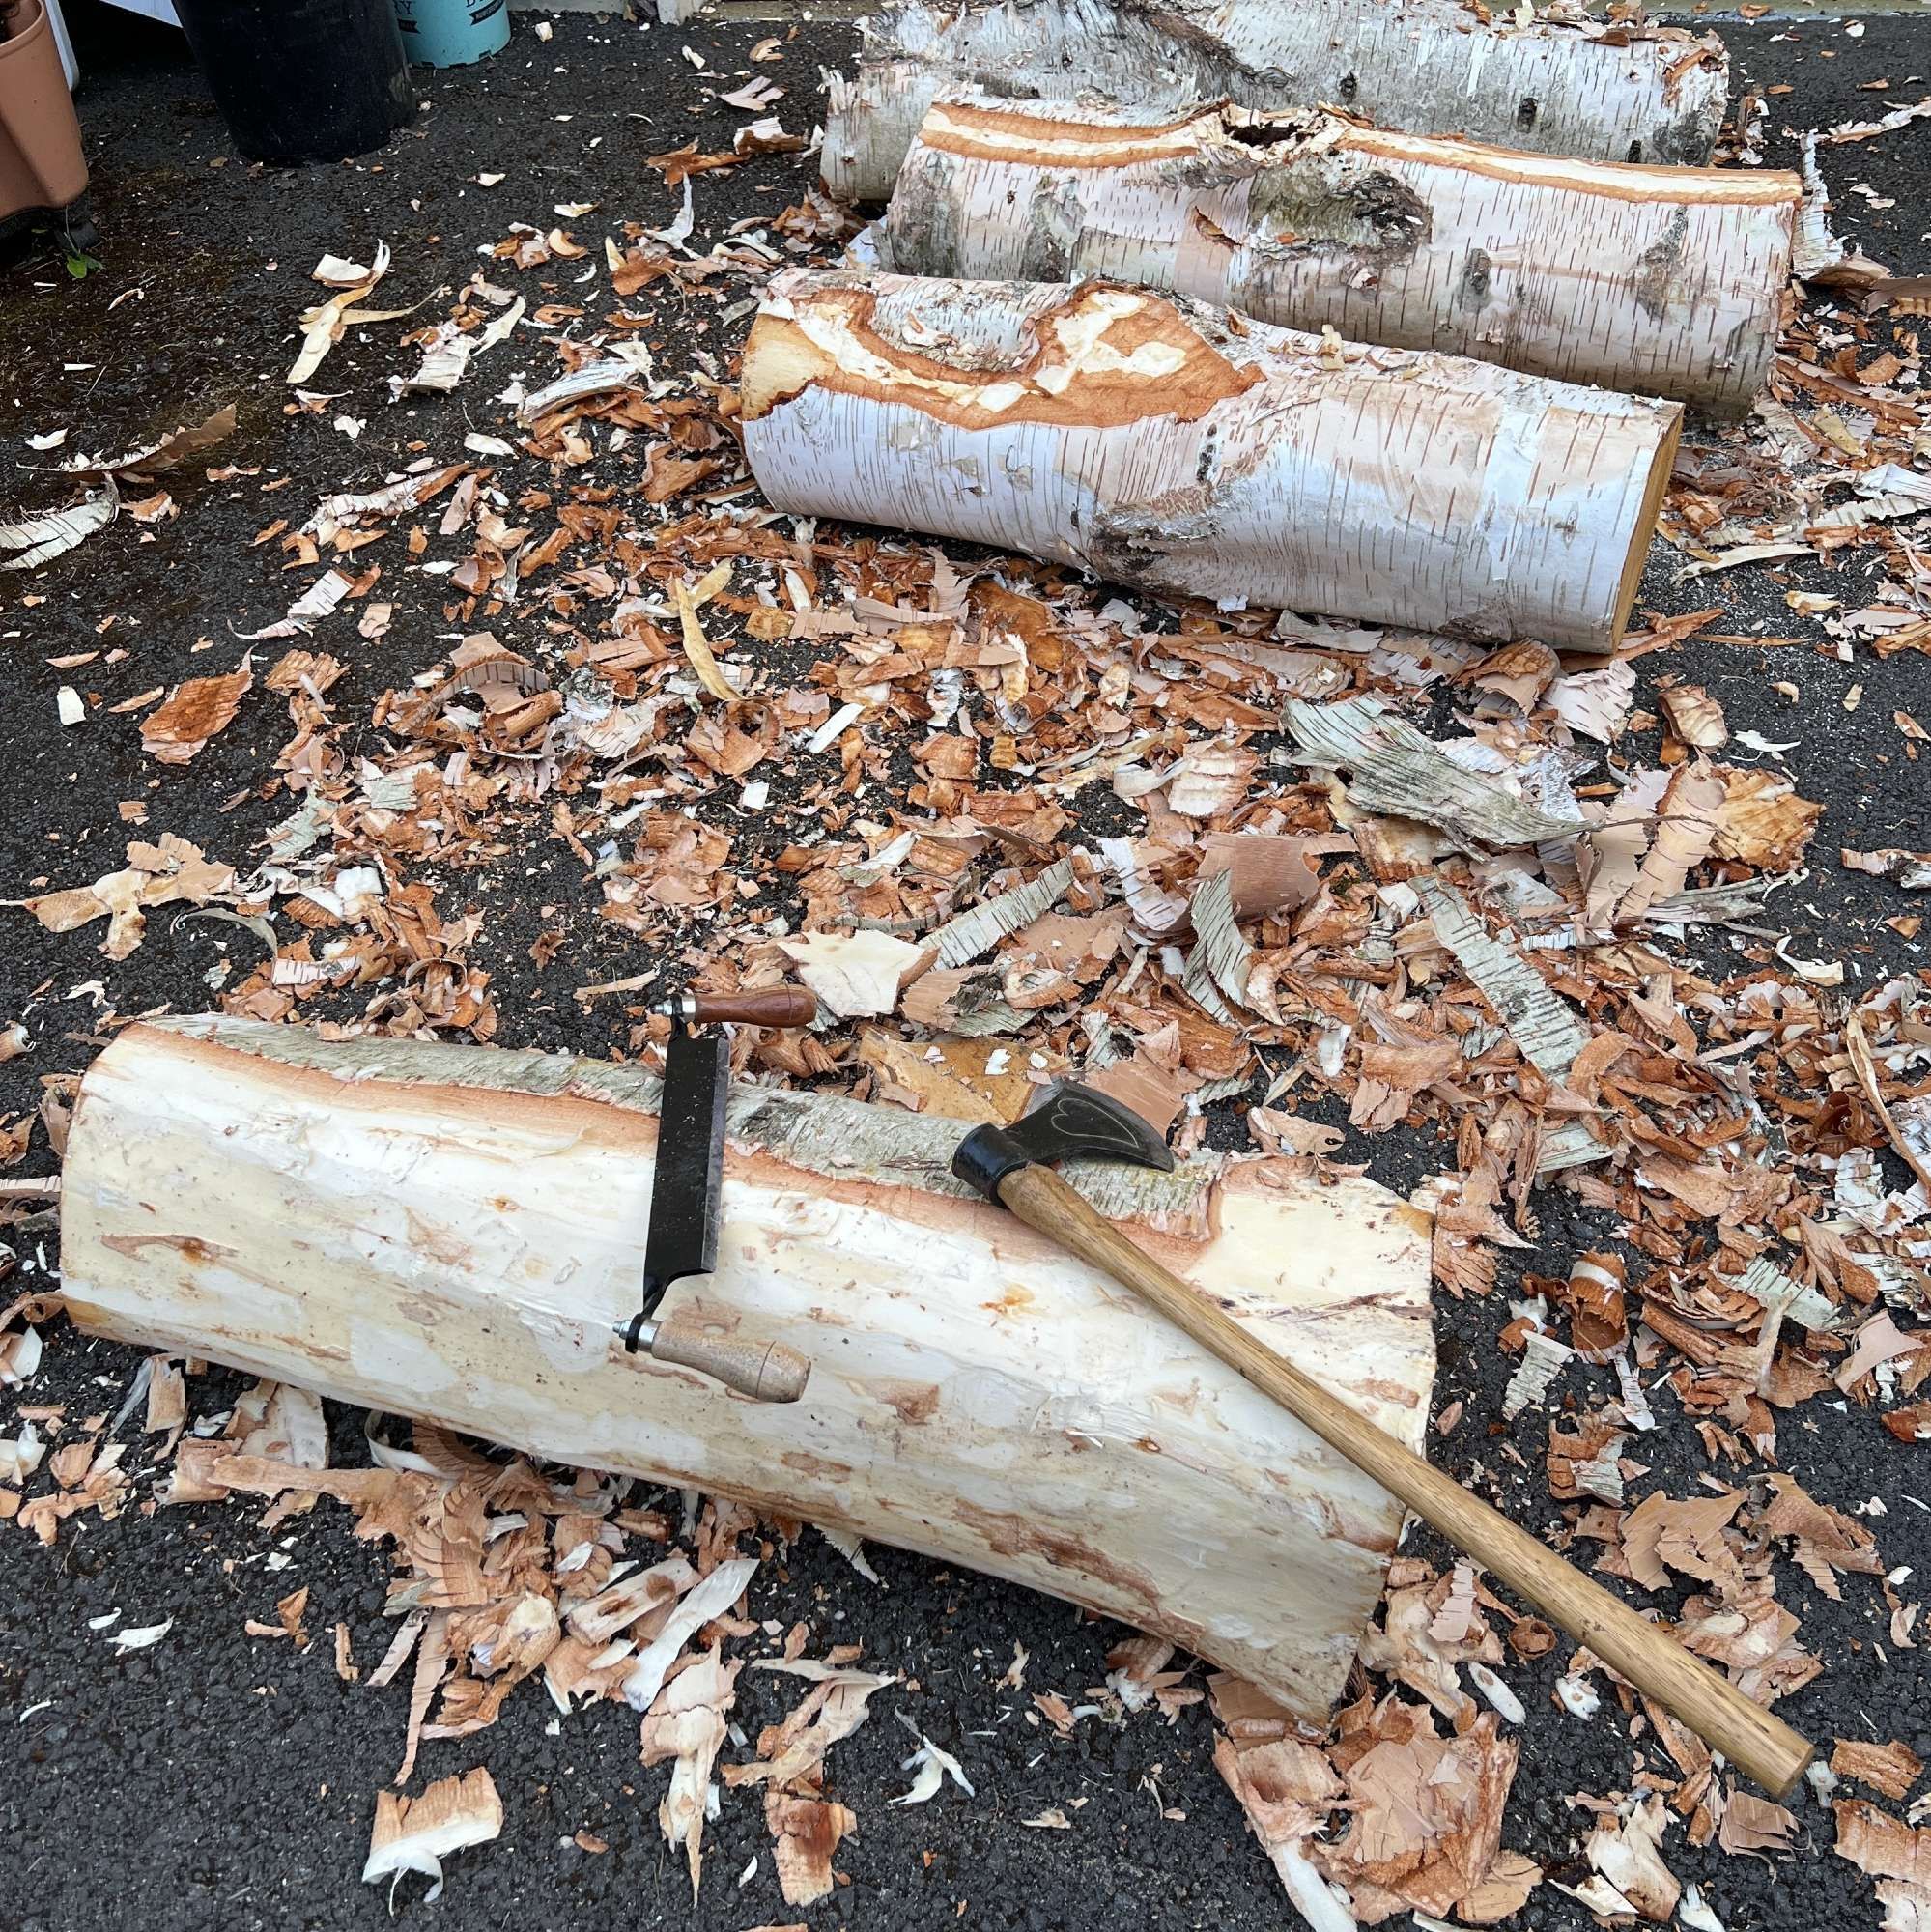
951, 1083, 1814, 1799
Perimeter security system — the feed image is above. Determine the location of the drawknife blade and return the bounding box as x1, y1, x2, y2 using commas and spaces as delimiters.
639, 1024, 728, 1321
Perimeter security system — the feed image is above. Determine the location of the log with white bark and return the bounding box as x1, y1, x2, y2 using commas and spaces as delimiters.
877, 96, 1801, 416
741, 267, 1682, 652
60, 1016, 1435, 1721
824, 0, 1730, 204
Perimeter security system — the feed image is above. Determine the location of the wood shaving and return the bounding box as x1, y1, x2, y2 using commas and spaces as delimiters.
362, 1767, 502, 1904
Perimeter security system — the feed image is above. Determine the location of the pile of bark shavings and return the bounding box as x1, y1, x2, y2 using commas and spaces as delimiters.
3, 10, 1931, 1931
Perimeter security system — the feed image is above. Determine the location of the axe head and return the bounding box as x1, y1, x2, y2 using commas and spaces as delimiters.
951, 1081, 1175, 1202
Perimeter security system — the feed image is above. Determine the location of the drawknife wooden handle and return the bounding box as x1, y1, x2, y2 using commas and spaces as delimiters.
643, 1316, 811, 1403
681, 986, 818, 1028
995, 1163, 1815, 1800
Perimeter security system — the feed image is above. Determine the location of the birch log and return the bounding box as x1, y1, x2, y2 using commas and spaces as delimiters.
740, 267, 1682, 652
60, 1016, 1436, 1721
823, 0, 1731, 204
878, 96, 1802, 415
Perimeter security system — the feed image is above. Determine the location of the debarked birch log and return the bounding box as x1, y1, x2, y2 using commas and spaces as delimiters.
877, 96, 1801, 415
823, 0, 1730, 204
740, 268, 1683, 652
60, 1016, 1436, 1721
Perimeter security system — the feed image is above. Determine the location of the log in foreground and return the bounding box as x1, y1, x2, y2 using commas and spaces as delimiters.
60, 1016, 1436, 1721
741, 268, 1683, 652
879, 95, 1802, 416
823, 0, 1731, 204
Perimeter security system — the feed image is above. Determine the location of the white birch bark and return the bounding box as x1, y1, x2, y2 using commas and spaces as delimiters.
740, 267, 1682, 652
878, 96, 1799, 415
823, 0, 1731, 204
60, 1016, 1436, 1721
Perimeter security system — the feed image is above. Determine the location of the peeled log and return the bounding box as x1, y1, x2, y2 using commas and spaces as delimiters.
823, 0, 1730, 204
880, 96, 1801, 416
59, 1016, 1436, 1721
741, 267, 1681, 652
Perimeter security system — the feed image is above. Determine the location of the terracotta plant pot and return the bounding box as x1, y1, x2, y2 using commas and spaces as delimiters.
0, 0, 87, 226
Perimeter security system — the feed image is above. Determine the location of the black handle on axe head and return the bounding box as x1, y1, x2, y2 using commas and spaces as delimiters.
950, 1084, 1813, 1798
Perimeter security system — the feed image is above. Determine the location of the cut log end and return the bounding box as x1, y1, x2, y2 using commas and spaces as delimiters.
1612, 408, 1684, 647
739, 313, 830, 423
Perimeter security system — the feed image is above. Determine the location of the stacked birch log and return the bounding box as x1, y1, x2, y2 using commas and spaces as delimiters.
742, 0, 1804, 653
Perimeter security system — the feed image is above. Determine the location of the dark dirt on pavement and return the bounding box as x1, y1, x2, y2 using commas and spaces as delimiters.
2, 7, 1929, 1929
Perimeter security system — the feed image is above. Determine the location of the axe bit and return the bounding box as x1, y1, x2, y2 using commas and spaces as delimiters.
951, 1082, 1814, 1800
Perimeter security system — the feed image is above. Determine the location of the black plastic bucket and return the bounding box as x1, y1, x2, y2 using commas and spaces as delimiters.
171, 0, 415, 166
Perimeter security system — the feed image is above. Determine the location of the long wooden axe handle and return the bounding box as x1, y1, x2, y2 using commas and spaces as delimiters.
996, 1161, 1815, 1799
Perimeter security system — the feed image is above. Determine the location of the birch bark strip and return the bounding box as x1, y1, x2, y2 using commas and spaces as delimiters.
879, 96, 1800, 415
929, 855, 1076, 967
741, 269, 1681, 653
824, 0, 1731, 204
1413, 876, 1589, 1080
59, 1016, 1436, 1722
1283, 696, 1590, 852
1413, 875, 1605, 1174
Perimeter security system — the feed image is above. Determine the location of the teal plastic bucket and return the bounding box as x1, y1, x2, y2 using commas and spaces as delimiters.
392, 0, 507, 67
